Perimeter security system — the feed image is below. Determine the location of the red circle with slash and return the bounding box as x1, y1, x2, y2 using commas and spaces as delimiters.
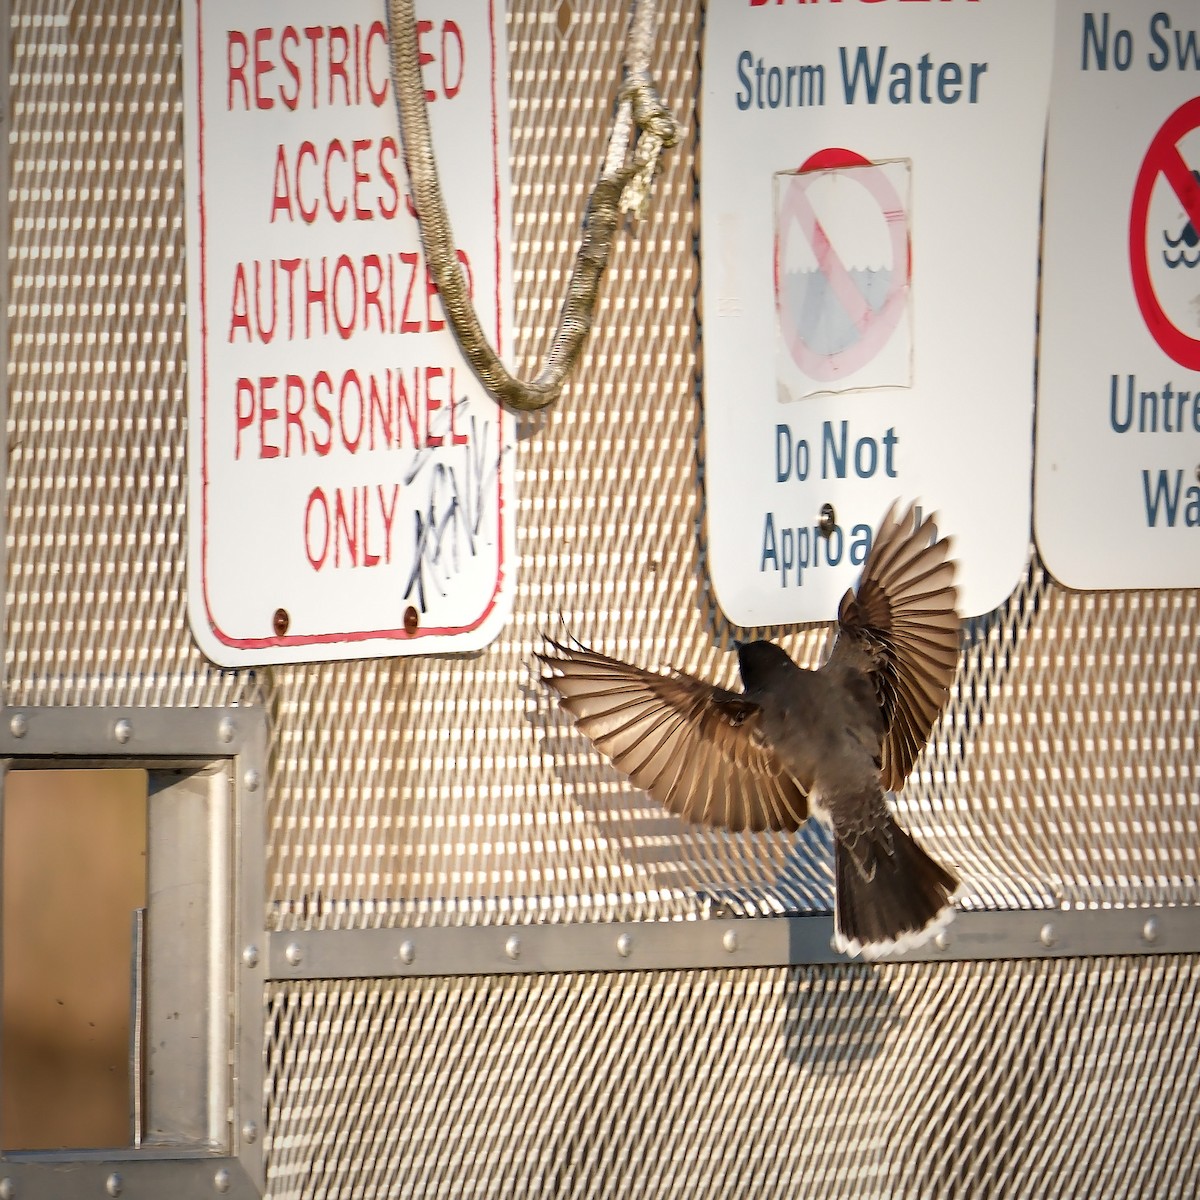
1129, 97, 1200, 369
774, 148, 910, 382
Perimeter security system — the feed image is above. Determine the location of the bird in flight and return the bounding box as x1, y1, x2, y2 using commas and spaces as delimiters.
537, 501, 962, 958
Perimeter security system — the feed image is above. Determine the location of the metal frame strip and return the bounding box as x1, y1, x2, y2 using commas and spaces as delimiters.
0, 707, 267, 1200
266, 905, 1199, 981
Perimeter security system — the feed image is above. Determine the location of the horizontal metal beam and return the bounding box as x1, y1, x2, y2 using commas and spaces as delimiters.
0, 1154, 257, 1200
266, 905, 1200, 981
0, 705, 265, 762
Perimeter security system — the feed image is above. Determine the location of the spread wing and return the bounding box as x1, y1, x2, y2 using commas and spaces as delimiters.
822, 501, 960, 792
537, 635, 809, 832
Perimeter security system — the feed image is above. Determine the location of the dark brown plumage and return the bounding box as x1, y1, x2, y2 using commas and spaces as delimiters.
537, 501, 962, 957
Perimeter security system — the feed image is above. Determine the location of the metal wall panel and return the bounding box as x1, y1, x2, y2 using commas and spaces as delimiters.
8, 1, 1197, 929
5, 1, 1200, 1197
266, 959, 1200, 1199
6, 0, 254, 710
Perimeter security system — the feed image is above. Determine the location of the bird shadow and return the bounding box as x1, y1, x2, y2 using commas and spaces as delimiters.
698, 821, 837, 917
520, 663, 715, 920
778, 958, 901, 1075
522, 667, 666, 820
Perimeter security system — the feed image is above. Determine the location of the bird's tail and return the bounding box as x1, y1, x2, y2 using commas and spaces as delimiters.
833, 815, 959, 959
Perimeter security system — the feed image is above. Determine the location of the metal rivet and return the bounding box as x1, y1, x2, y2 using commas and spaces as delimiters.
1039, 922, 1057, 948
0, 1177, 16, 1200
273, 608, 290, 637
404, 605, 420, 635
218, 716, 236, 743
242, 1120, 258, 1144
113, 718, 132, 745
1142, 917, 1161, 944
399, 940, 416, 965
934, 930, 951, 951
504, 935, 521, 960
242, 944, 260, 968
214, 1169, 232, 1194
105, 1174, 122, 1198
722, 929, 738, 953
616, 933, 633, 958
285, 942, 303, 966
818, 503, 837, 537
8, 713, 27, 739
243, 768, 261, 792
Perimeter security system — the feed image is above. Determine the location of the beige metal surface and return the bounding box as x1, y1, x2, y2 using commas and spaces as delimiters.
8, 0, 1196, 931
4, 5, 1200, 1195
266, 958, 1200, 1198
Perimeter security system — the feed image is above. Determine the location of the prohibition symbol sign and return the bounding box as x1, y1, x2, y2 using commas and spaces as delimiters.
775, 148, 910, 383
1129, 96, 1200, 369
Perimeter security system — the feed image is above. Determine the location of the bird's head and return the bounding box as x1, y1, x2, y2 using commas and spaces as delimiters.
734, 639, 794, 687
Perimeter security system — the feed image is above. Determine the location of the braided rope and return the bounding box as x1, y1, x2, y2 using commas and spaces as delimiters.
388, 0, 679, 411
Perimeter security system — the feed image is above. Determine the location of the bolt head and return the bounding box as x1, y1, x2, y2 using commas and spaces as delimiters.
218, 717, 236, 743
242, 1120, 258, 1144
243, 768, 261, 792
242, 944, 260, 968
399, 940, 416, 965
285, 942, 303, 966
214, 1168, 232, 1194
8, 713, 27, 739
722, 929, 739, 953
616, 932, 633, 958
504, 935, 521, 960
1039, 922, 1057, 949
113, 718, 132, 745
106, 1174, 123, 1198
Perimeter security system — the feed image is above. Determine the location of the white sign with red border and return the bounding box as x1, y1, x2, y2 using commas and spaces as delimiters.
182, 0, 514, 665
1036, 2, 1200, 589
701, 1, 1053, 626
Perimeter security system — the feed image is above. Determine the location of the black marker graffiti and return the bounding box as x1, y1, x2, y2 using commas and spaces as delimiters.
402, 405, 500, 611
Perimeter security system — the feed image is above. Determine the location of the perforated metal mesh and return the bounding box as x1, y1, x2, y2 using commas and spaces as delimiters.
8, 4, 1200, 1199
5, 0, 256, 710
7, 0, 1190, 926
265, 957, 1200, 1199
5, 3, 1198, 928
